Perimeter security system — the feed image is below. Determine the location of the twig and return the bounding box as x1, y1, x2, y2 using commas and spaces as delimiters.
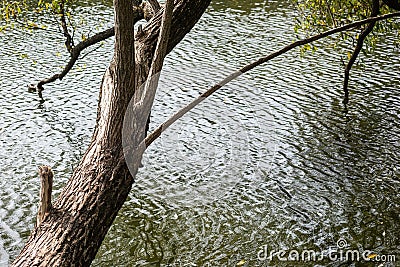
60, 0, 74, 53
143, 12, 400, 148
80, 43, 105, 59
30, 2, 152, 98
326, 2, 337, 28
51, 11, 62, 34
30, 27, 115, 98
66, 13, 76, 42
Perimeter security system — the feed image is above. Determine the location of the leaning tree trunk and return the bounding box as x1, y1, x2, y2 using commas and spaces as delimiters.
11, 0, 210, 266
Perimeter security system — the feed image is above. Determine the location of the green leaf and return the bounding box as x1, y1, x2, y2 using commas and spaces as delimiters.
237, 259, 246, 266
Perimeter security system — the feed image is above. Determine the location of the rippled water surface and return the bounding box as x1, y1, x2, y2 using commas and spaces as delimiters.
0, 1, 399, 266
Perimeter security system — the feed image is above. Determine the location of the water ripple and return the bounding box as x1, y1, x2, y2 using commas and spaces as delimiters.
0, 1, 399, 266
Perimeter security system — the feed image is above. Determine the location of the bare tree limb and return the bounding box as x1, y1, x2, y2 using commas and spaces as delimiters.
128, 0, 174, 151
80, 43, 105, 60
30, 2, 154, 98
144, 12, 400, 148
60, 0, 74, 53
343, 0, 380, 104
30, 27, 115, 98
141, 0, 174, 104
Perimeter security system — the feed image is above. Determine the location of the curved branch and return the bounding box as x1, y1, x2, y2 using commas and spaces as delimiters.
138, 0, 174, 138
30, 2, 152, 98
31, 27, 115, 98
143, 12, 400, 148
343, 0, 380, 104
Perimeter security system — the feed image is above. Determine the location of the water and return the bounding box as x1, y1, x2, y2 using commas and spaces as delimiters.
0, 1, 399, 266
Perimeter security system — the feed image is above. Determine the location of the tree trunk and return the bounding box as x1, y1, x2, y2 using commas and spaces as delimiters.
11, 0, 210, 266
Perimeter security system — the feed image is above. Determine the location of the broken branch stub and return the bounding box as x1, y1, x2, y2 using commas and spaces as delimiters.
36, 166, 53, 227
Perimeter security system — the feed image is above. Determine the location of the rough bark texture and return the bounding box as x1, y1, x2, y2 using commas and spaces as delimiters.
36, 166, 53, 227
134, 0, 212, 102
12, 0, 210, 266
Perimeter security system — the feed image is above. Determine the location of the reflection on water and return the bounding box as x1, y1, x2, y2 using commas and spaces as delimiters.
0, 0, 399, 266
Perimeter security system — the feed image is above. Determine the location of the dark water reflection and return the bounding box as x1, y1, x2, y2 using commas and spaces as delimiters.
0, 0, 399, 266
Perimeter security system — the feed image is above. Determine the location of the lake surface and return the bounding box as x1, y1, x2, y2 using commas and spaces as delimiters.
0, 1, 399, 266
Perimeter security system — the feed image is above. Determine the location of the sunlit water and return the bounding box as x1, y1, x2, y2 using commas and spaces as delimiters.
0, 1, 399, 266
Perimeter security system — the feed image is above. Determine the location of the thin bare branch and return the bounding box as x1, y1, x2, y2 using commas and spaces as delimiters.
30, 2, 153, 98
30, 27, 115, 98
60, 0, 74, 53
80, 43, 104, 59
143, 12, 400, 148
66, 13, 76, 42
343, 0, 380, 104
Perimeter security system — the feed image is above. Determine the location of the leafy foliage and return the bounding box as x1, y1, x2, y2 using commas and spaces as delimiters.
0, 0, 60, 31
292, 0, 400, 54
292, 0, 400, 32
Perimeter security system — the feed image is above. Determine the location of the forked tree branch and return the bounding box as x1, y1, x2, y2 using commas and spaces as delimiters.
143, 12, 400, 148
30, 27, 115, 98
30, 2, 152, 98
126, 0, 174, 151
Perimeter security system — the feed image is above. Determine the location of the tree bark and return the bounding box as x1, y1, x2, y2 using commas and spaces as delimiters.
36, 166, 54, 227
11, 0, 210, 266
